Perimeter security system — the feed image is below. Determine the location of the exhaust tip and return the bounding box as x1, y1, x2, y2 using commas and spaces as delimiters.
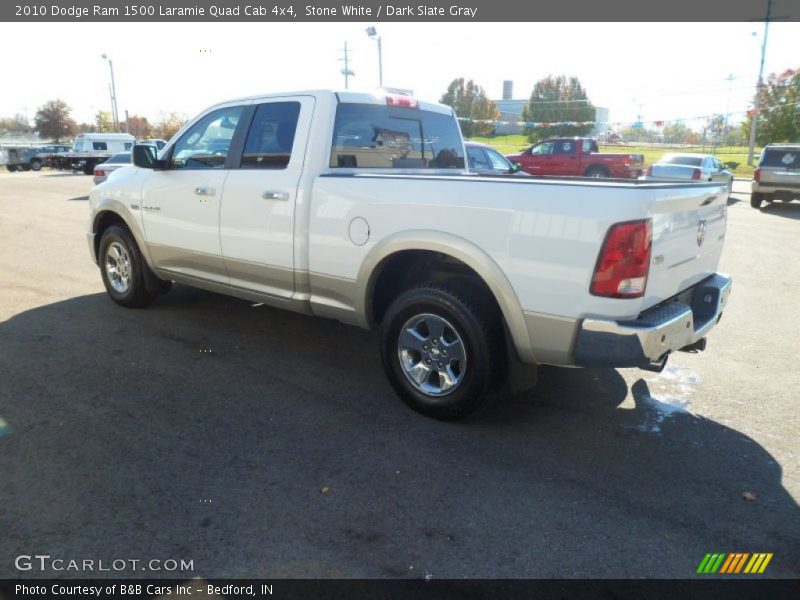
641, 353, 669, 373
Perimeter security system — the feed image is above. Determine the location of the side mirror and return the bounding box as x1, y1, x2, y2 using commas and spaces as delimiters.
132, 144, 168, 170
510, 162, 522, 173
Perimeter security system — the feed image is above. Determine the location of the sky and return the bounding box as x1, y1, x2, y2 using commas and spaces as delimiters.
1, 21, 798, 130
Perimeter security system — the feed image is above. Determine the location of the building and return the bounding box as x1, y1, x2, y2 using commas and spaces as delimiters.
493, 80, 609, 137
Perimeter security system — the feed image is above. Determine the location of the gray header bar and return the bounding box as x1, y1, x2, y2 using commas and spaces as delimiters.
3, 0, 799, 22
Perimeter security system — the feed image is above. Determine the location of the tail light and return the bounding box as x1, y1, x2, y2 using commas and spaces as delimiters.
691, 168, 702, 180
386, 94, 418, 108
646, 166, 653, 176
93, 169, 103, 177
754, 168, 761, 182
591, 219, 652, 298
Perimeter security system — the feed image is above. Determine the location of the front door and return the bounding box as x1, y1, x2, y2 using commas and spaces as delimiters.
219, 97, 314, 298
141, 103, 249, 282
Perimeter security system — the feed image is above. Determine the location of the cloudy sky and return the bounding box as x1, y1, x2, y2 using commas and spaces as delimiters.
1, 21, 797, 128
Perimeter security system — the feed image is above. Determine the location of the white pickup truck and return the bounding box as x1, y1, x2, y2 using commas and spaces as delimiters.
87, 90, 732, 420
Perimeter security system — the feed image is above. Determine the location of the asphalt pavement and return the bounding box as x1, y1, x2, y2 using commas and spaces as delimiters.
1, 172, 798, 579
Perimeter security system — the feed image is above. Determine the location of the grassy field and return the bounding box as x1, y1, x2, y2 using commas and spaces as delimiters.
471, 134, 759, 178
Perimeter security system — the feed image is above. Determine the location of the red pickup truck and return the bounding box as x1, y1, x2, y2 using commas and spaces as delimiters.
506, 138, 644, 179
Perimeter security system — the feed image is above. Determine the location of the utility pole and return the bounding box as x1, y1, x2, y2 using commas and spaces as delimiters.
747, 0, 772, 165
102, 54, 120, 132
339, 41, 354, 89
723, 73, 735, 147
125, 109, 130, 135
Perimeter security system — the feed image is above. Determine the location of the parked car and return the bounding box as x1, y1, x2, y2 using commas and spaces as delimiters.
645, 153, 733, 192
751, 144, 800, 208
506, 138, 644, 178
93, 152, 132, 184
87, 90, 731, 420
465, 142, 528, 176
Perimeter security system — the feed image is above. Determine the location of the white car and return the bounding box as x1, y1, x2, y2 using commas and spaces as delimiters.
92, 152, 132, 184
646, 153, 734, 192
87, 90, 731, 420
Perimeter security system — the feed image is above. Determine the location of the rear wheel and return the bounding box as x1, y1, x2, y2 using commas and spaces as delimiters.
5, 165, 17, 172
98, 225, 158, 308
750, 193, 764, 209
30, 159, 42, 171
380, 284, 505, 420
585, 165, 609, 178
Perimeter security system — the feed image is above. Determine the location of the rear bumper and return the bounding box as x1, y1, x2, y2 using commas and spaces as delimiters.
573, 273, 732, 368
752, 181, 800, 195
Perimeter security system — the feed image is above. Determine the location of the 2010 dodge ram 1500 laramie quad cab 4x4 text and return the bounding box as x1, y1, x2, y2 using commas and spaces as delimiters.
87, 90, 732, 420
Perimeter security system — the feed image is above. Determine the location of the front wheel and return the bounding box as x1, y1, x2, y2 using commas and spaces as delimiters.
751, 193, 764, 209
380, 285, 504, 420
98, 225, 158, 308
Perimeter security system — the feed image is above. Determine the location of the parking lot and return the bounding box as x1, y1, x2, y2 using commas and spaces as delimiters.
1, 171, 798, 578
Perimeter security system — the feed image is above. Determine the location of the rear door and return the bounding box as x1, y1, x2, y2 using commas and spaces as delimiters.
219, 96, 314, 298
552, 139, 580, 175
141, 102, 249, 282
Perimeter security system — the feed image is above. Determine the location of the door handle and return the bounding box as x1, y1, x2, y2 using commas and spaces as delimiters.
262, 191, 289, 200
194, 186, 216, 196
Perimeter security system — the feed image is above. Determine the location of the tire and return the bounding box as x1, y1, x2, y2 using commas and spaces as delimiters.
726, 179, 733, 194
750, 193, 764, 209
380, 284, 505, 420
5, 165, 17, 172
585, 165, 609, 178
83, 162, 94, 175
30, 159, 42, 171
98, 225, 158, 308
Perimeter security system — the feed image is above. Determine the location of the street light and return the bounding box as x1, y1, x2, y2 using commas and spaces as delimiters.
101, 53, 120, 132
366, 27, 383, 88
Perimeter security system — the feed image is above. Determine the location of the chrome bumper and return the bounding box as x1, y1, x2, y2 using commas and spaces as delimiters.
574, 273, 732, 368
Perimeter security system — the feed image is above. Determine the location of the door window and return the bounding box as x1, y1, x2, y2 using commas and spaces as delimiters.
466, 146, 491, 170
554, 141, 574, 155
485, 148, 511, 171
530, 142, 555, 155
170, 106, 244, 169
240, 102, 301, 169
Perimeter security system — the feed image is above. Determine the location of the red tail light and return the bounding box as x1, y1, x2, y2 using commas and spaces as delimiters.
754, 168, 761, 182
386, 94, 418, 108
646, 166, 653, 176
93, 169, 103, 177
591, 220, 652, 298
691, 168, 702, 180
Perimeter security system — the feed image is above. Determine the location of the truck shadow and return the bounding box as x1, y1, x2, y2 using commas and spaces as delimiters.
1, 287, 797, 578
760, 202, 800, 220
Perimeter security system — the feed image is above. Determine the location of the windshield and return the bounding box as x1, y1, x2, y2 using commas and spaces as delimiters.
662, 155, 703, 166
760, 149, 799, 169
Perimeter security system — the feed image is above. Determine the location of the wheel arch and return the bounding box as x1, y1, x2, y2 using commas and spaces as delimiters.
356, 231, 536, 363
91, 203, 155, 270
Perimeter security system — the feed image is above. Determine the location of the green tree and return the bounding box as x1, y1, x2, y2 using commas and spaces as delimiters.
439, 78, 499, 137
744, 68, 799, 145
521, 75, 596, 142
152, 112, 187, 140
34, 100, 78, 141
662, 122, 691, 144
95, 110, 114, 132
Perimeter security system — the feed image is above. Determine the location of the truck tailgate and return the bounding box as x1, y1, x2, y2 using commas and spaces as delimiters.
644, 183, 727, 309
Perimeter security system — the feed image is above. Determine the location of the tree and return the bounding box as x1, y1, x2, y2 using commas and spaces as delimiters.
439, 78, 499, 137
152, 112, 187, 140
126, 115, 151, 139
95, 110, 114, 132
743, 68, 799, 145
34, 100, 78, 141
521, 75, 596, 142
662, 122, 691, 144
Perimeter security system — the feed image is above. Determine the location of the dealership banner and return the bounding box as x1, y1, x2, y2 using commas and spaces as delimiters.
2, 0, 799, 22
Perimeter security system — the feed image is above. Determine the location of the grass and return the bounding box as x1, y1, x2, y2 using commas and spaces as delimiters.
470, 134, 759, 178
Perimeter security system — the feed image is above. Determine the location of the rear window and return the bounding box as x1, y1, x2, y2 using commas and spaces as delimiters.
759, 149, 799, 168
109, 153, 131, 163
663, 155, 703, 166
330, 103, 464, 169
